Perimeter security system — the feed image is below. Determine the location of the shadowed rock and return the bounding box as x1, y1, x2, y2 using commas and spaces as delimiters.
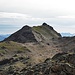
3, 23, 61, 43
3, 25, 37, 43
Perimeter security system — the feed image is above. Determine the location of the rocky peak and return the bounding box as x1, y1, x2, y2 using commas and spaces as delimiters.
42, 22, 53, 30
3, 23, 61, 43
42, 22, 48, 26
21, 25, 31, 30
3, 25, 37, 43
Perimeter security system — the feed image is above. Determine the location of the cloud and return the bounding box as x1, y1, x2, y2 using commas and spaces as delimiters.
0, 12, 75, 31
0, 0, 75, 34
0, 12, 45, 27
0, 12, 31, 19
0, 12, 75, 26
58, 16, 75, 19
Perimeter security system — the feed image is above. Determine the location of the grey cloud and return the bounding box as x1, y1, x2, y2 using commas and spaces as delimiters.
0, 0, 75, 34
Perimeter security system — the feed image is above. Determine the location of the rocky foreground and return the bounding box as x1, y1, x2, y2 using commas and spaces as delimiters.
0, 53, 75, 75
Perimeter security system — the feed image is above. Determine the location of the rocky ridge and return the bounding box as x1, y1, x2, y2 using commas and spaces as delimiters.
0, 23, 75, 75
3, 23, 61, 43
0, 53, 75, 75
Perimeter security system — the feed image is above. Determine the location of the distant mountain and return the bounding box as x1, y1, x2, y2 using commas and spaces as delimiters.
0, 34, 10, 41
61, 33, 75, 37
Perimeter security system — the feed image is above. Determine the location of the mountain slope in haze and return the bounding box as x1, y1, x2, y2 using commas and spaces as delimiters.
0, 34, 10, 41
0, 36, 4, 41
61, 33, 75, 37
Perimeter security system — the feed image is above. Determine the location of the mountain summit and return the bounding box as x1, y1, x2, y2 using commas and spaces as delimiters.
3, 23, 61, 43
3, 25, 37, 43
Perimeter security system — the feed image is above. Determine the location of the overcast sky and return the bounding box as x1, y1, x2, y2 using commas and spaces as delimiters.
0, 0, 75, 34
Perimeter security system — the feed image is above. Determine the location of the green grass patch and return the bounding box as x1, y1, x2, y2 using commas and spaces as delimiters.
0, 41, 30, 53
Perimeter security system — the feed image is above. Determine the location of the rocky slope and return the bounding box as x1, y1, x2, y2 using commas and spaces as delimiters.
0, 23, 75, 75
3, 23, 61, 43
1, 23, 63, 63
0, 53, 75, 75
1, 23, 63, 62
21, 53, 75, 75
3, 25, 37, 43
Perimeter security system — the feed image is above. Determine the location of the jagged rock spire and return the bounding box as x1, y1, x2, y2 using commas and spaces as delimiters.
42, 22, 48, 26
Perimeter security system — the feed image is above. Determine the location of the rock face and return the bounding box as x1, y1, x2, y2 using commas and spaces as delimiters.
0, 53, 75, 75
20, 53, 75, 75
3, 25, 37, 43
3, 23, 61, 43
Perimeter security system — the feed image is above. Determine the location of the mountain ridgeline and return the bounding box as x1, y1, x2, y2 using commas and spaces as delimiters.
3, 23, 61, 43
0, 23, 75, 75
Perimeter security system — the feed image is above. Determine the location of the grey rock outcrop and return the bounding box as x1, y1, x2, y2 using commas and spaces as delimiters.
3, 25, 37, 43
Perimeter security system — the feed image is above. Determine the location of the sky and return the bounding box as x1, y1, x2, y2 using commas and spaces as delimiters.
0, 0, 75, 34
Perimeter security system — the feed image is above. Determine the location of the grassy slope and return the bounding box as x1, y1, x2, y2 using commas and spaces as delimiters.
0, 41, 30, 60
0, 41, 33, 70
32, 25, 60, 41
